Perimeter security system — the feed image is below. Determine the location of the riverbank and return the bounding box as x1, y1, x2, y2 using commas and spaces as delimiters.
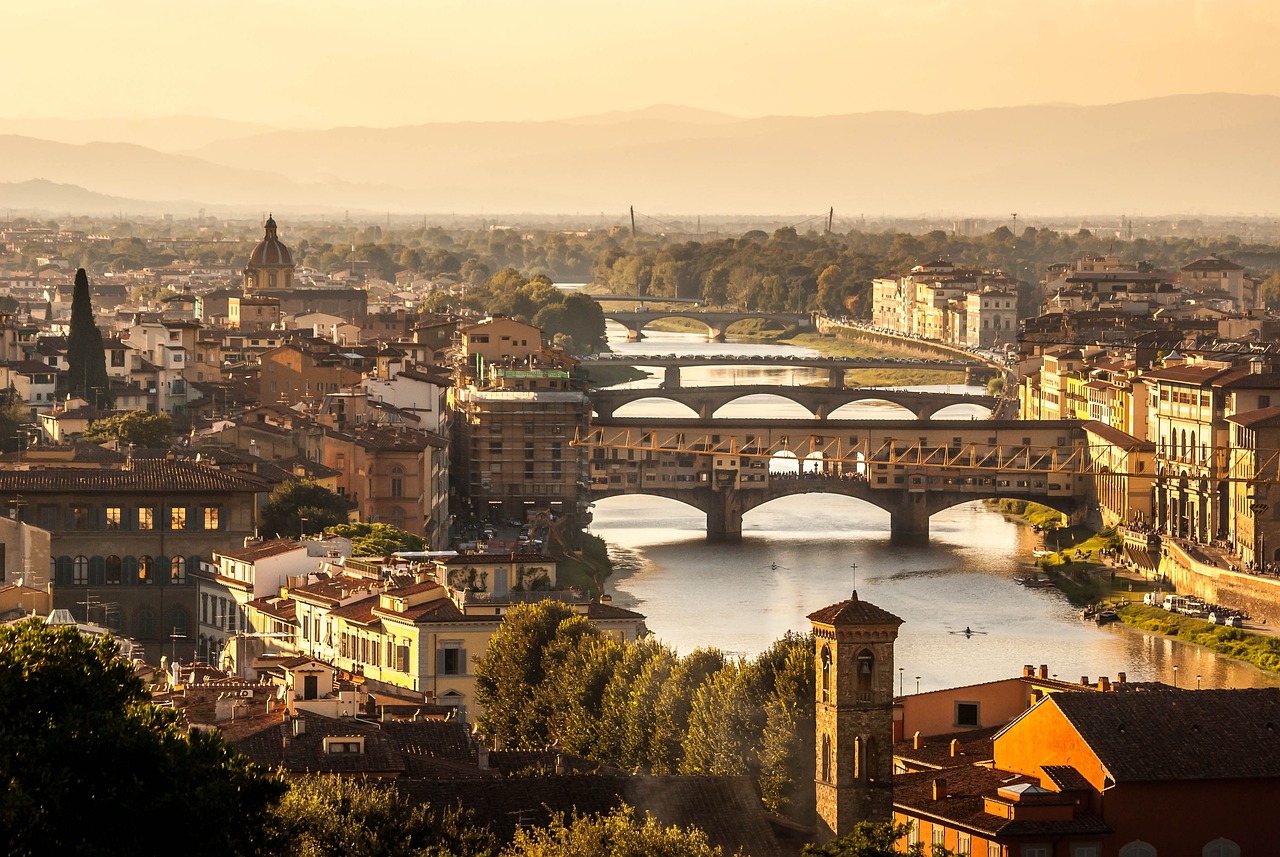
777, 331, 966, 386
1116, 603, 1280, 673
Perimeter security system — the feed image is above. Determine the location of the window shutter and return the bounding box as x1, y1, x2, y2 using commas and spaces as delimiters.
398, 645, 409, 672
458, 649, 467, 674
436, 649, 446, 675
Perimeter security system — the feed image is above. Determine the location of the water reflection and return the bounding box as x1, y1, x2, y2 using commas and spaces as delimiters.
590, 329, 1280, 690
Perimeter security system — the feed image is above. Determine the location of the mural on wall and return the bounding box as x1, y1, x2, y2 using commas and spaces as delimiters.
447, 567, 490, 591
514, 565, 552, 591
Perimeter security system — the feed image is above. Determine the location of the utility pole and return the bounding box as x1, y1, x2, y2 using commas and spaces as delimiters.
630, 206, 636, 239
827, 207, 834, 234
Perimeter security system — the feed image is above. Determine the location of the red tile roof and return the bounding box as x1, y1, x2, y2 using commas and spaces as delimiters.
807, 591, 904, 627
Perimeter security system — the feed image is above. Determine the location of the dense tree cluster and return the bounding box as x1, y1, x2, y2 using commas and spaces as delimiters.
327, 521, 427, 555
258, 479, 352, 538
474, 602, 816, 821
81, 410, 174, 448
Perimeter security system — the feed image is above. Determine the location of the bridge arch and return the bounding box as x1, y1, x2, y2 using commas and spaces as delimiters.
597, 397, 700, 420
929, 402, 996, 420
826, 399, 918, 420
713, 394, 816, 420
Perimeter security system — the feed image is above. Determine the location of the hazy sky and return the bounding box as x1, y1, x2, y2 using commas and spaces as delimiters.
12, 0, 1280, 126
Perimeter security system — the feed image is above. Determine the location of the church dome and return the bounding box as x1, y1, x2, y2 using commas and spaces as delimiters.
247, 215, 293, 268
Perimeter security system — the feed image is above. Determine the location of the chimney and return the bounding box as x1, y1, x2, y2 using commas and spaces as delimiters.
554, 754, 566, 775
1038, 665, 1049, 680
1080, 676, 1090, 686
1098, 677, 1111, 692
292, 716, 306, 737
476, 743, 490, 771
1117, 671, 1127, 684
1022, 664, 1034, 677
933, 778, 946, 800
950, 738, 959, 757
913, 731, 921, 750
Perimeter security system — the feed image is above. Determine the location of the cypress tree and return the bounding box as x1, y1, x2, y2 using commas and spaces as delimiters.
66, 268, 110, 406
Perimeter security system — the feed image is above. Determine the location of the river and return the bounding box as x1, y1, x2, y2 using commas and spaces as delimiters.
587, 326, 1280, 692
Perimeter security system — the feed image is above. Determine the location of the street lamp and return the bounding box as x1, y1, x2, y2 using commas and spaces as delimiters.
1172, 665, 1179, 688
915, 675, 921, 694
300, 515, 309, 538
1196, 674, 1202, 690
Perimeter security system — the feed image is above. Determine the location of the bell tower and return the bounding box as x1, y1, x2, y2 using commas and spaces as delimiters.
808, 590, 903, 842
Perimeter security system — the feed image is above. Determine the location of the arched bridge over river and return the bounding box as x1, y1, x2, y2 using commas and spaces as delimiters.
588, 386, 997, 420
602, 310, 815, 341
578, 418, 1094, 543
579, 354, 991, 388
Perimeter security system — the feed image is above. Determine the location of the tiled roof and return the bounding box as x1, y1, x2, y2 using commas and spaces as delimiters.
1227, 405, 1280, 429
1051, 688, 1280, 783
1081, 421, 1150, 450
394, 775, 783, 857
807, 591, 904, 628
893, 726, 1001, 770
894, 765, 1111, 838
586, 602, 647, 622
0, 459, 269, 493
328, 594, 381, 625
1039, 765, 1091, 792
218, 538, 303, 563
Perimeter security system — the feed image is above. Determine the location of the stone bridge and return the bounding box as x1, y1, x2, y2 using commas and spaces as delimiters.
580, 417, 1092, 543
579, 354, 979, 388
588, 385, 997, 420
602, 310, 815, 341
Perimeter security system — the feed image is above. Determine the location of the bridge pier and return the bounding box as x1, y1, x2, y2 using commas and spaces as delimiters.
827, 367, 845, 389
890, 495, 931, 545
626, 326, 644, 342
706, 491, 744, 542
710, 328, 726, 342
663, 366, 681, 389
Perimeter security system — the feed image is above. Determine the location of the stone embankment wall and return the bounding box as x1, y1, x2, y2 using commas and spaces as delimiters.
1162, 541, 1280, 624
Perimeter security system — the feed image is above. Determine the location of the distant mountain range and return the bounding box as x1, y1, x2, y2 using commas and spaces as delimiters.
2, 94, 1278, 217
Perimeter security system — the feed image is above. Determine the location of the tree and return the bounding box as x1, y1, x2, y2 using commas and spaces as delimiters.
802, 820, 956, 856
504, 806, 724, 857
65, 268, 110, 406
81, 409, 174, 448
271, 775, 493, 857
0, 618, 284, 856
259, 479, 351, 538
328, 521, 426, 555
0, 386, 32, 453
474, 601, 601, 747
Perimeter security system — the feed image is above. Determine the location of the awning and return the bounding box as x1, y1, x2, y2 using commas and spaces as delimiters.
1125, 546, 1159, 572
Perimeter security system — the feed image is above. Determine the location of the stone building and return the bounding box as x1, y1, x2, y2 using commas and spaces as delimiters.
243, 216, 294, 292
809, 591, 903, 842
0, 456, 269, 661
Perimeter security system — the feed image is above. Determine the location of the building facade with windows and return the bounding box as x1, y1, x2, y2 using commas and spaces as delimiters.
0, 458, 268, 660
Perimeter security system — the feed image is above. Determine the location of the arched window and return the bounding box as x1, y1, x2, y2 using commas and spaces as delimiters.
73, 555, 89, 585
1119, 841, 1157, 857
390, 465, 405, 498
820, 733, 831, 782
88, 556, 106, 585
852, 736, 862, 780
170, 556, 186, 584
856, 649, 875, 694
170, 607, 190, 638
820, 645, 832, 703
1203, 839, 1240, 857
122, 556, 139, 582
138, 556, 154, 585
1181, 429, 1188, 460
105, 555, 122, 585
135, 606, 156, 639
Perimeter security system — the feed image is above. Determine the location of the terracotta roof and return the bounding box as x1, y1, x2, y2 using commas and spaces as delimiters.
1141, 364, 1230, 384
1039, 765, 1091, 793
1050, 688, 1280, 783
893, 726, 1001, 770
1082, 421, 1150, 450
1182, 256, 1244, 272
807, 591, 904, 627
0, 459, 269, 493
894, 766, 1110, 838
218, 538, 303, 563
328, 594, 381, 625
394, 775, 783, 857
1228, 405, 1280, 429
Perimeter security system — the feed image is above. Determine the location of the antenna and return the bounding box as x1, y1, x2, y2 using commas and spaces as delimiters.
630, 206, 636, 238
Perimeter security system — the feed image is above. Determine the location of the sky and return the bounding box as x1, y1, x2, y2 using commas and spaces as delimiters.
10, 0, 1280, 126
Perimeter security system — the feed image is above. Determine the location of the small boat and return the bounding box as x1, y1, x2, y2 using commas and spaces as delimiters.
1033, 549, 1053, 558
1012, 577, 1026, 585
1095, 609, 1119, 625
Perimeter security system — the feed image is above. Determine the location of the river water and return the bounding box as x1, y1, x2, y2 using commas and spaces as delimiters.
588, 326, 1280, 692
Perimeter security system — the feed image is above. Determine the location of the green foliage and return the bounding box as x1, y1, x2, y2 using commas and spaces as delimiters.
0, 386, 33, 453
0, 618, 284, 857
271, 775, 494, 857
259, 479, 351, 538
503, 805, 724, 857
475, 604, 816, 822
81, 409, 174, 448
986, 375, 1006, 397
328, 521, 427, 555
802, 820, 953, 856
1118, 604, 1280, 672
65, 268, 110, 405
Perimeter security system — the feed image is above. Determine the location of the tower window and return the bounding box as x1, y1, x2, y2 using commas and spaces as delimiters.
856, 649, 875, 694
820, 645, 832, 703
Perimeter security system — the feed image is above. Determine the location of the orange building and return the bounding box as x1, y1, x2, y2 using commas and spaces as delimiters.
891, 688, 1276, 855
